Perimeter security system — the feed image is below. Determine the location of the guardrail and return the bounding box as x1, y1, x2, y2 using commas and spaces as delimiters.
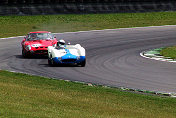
0, 2, 175, 15
0, 0, 174, 4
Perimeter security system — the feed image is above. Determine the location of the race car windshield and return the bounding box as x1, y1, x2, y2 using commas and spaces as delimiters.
28, 33, 54, 40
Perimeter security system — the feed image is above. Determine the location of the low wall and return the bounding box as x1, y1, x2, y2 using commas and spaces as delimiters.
0, 2, 175, 15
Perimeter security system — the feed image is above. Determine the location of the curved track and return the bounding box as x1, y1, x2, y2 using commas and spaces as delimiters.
1, 26, 176, 93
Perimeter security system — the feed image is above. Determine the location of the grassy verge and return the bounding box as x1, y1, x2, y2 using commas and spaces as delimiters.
0, 70, 176, 118
0, 12, 176, 37
160, 46, 176, 59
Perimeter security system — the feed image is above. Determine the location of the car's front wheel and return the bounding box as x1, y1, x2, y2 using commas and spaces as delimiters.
48, 58, 52, 65
22, 49, 27, 58
79, 59, 86, 67
48, 54, 56, 66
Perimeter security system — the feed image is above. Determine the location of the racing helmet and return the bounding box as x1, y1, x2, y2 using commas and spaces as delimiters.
58, 39, 65, 45
31, 33, 37, 39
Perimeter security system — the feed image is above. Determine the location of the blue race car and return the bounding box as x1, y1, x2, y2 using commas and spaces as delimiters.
48, 40, 86, 67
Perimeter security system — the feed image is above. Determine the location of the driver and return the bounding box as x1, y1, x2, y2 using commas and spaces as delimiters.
57, 39, 65, 49
31, 33, 37, 40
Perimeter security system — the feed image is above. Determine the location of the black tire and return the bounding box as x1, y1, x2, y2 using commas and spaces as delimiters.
48, 54, 55, 66
48, 58, 52, 65
80, 59, 86, 67
51, 59, 57, 67
22, 49, 27, 58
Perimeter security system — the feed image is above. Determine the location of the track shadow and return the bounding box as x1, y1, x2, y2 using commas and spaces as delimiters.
15, 55, 23, 59
15, 55, 48, 59
39, 63, 80, 67
15, 55, 82, 67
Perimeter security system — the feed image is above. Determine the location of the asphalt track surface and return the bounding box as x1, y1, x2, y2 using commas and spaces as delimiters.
1, 26, 176, 93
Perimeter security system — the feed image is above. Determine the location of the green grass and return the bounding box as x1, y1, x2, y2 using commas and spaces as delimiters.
0, 12, 176, 37
160, 46, 176, 59
1, 12, 176, 117
0, 70, 176, 118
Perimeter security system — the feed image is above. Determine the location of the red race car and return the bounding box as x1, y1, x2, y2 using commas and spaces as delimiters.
21, 31, 58, 57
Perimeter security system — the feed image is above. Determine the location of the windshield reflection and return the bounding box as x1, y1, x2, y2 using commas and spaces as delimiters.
27, 33, 54, 41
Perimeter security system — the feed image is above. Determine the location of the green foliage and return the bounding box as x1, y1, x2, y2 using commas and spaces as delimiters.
0, 12, 176, 38
160, 46, 176, 59
0, 70, 176, 117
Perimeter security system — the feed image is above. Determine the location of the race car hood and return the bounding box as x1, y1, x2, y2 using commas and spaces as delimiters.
52, 48, 78, 57
48, 44, 85, 58
24, 40, 55, 46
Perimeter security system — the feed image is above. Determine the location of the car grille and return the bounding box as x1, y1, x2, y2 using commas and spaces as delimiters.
35, 47, 47, 49
62, 59, 77, 62
35, 50, 48, 53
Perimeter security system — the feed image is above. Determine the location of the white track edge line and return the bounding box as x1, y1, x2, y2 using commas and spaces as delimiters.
140, 52, 176, 63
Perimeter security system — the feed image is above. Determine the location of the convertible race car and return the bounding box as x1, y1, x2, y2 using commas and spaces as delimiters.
21, 31, 57, 57
48, 40, 86, 67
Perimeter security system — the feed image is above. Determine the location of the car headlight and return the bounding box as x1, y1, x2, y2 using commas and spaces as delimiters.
25, 45, 31, 51
77, 56, 80, 60
58, 57, 62, 61
31, 44, 41, 47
